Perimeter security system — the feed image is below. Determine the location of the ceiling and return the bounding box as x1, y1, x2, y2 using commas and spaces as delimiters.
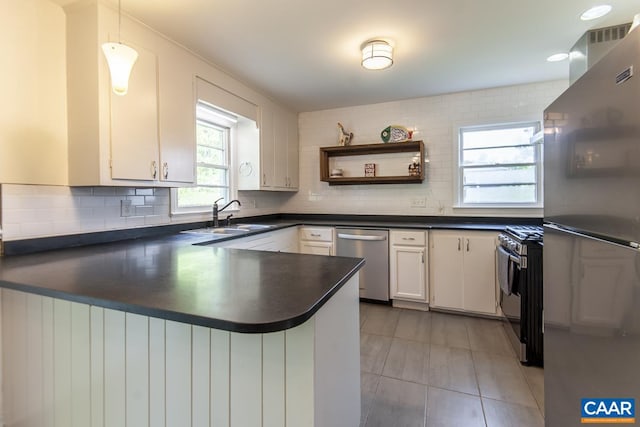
56, 0, 639, 112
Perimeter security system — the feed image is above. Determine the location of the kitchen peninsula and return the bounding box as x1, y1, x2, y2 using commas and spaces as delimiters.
0, 233, 364, 427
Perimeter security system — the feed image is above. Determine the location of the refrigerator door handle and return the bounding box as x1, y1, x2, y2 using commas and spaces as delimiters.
544, 223, 640, 253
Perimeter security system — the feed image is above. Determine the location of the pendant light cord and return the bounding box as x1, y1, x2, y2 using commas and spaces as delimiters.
118, 0, 122, 43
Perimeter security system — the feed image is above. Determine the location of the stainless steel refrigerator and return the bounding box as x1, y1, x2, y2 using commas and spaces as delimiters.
544, 26, 640, 426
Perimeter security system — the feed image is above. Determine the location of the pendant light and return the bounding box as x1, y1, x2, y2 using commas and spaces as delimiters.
361, 40, 394, 70
102, 0, 138, 96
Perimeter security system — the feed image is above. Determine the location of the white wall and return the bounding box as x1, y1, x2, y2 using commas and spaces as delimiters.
282, 80, 569, 217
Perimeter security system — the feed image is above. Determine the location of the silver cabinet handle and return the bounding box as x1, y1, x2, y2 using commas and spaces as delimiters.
337, 233, 387, 241
163, 162, 169, 180
310, 233, 321, 237
466, 239, 470, 252
263, 173, 267, 185
458, 238, 461, 251
421, 251, 425, 263
151, 161, 157, 179
402, 237, 416, 241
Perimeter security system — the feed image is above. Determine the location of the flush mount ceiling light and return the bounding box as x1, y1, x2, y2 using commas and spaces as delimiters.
102, 0, 138, 96
361, 40, 393, 70
580, 5, 612, 21
547, 53, 569, 62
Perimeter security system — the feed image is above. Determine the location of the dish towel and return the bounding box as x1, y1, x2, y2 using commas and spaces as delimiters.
497, 246, 511, 295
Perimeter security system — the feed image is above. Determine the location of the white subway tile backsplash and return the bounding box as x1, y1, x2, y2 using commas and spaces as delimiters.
135, 205, 154, 216
144, 215, 170, 226
115, 187, 136, 196
135, 188, 154, 196
92, 187, 116, 196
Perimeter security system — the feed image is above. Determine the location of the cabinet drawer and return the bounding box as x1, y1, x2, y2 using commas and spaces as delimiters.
299, 227, 334, 242
390, 230, 426, 246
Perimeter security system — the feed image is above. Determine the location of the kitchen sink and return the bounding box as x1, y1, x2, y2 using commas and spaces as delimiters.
236, 224, 274, 230
183, 224, 274, 236
183, 227, 249, 235
211, 228, 249, 234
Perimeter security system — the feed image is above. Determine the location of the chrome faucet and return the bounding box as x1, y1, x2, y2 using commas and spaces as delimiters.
212, 198, 241, 227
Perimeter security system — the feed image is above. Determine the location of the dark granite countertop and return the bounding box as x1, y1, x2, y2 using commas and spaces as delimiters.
0, 233, 364, 333
3, 213, 541, 256
0, 214, 540, 333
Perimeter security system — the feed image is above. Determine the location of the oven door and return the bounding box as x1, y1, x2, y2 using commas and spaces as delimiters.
500, 253, 528, 361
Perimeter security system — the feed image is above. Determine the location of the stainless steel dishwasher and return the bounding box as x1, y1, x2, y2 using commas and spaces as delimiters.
336, 228, 389, 302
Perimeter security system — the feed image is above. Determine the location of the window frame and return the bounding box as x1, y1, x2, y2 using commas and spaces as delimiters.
454, 120, 543, 208
171, 102, 238, 216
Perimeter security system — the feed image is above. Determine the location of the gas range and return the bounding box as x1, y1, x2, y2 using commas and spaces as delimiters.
499, 226, 543, 256
499, 224, 544, 366
504, 225, 544, 242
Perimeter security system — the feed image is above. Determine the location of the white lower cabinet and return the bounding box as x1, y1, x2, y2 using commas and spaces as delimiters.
429, 230, 499, 315
390, 230, 428, 303
299, 227, 335, 256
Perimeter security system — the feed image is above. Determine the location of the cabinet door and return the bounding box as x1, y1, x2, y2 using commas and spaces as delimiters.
390, 245, 426, 301
110, 44, 159, 181
462, 233, 498, 314
286, 111, 299, 189
273, 106, 288, 188
430, 232, 464, 310
259, 103, 275, 188
300, 242, 333, 256
158, 42, 195, 184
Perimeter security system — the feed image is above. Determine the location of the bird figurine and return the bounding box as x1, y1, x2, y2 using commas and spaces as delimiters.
337, 122, 353, 146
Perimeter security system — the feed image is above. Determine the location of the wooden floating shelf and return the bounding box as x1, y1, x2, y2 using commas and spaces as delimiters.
320, 140, 425, 186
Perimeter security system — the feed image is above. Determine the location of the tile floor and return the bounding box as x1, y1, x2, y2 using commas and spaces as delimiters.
359, 303, 544, 427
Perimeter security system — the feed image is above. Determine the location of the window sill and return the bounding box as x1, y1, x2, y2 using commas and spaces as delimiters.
453, 204, 543, 209
170, 207, 241, 217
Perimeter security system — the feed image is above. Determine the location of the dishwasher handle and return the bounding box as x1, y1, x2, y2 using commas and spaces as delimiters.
337, 233, 387, 242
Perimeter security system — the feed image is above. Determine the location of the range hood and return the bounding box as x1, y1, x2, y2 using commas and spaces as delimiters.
569, 23, 632, 84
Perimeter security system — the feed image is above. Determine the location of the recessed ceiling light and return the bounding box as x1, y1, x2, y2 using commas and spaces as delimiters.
580, 5, 612, 21
547, 53, 569, 62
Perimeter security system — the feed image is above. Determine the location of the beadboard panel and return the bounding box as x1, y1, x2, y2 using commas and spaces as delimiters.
0, 275, 361, 427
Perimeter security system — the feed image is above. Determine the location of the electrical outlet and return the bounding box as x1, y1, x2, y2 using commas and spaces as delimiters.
250, 199, 257, 208
120, 199, 133, 217
410, 197, 426, 208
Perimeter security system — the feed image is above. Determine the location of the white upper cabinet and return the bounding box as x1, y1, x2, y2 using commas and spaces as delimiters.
65, 1, 195, 186
109, 44, 159, 181
273, 105, 299, 190
158, 42, 197, 184
0, 0, 68, 185
238, 101, 299, 192
260, 101, 276, 188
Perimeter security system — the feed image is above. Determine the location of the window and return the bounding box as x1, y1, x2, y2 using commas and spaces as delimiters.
457, 121, 542, 206
174, 102, 236, 213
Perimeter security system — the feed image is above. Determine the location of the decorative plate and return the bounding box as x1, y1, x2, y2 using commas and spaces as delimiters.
381, 125, 411, 143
